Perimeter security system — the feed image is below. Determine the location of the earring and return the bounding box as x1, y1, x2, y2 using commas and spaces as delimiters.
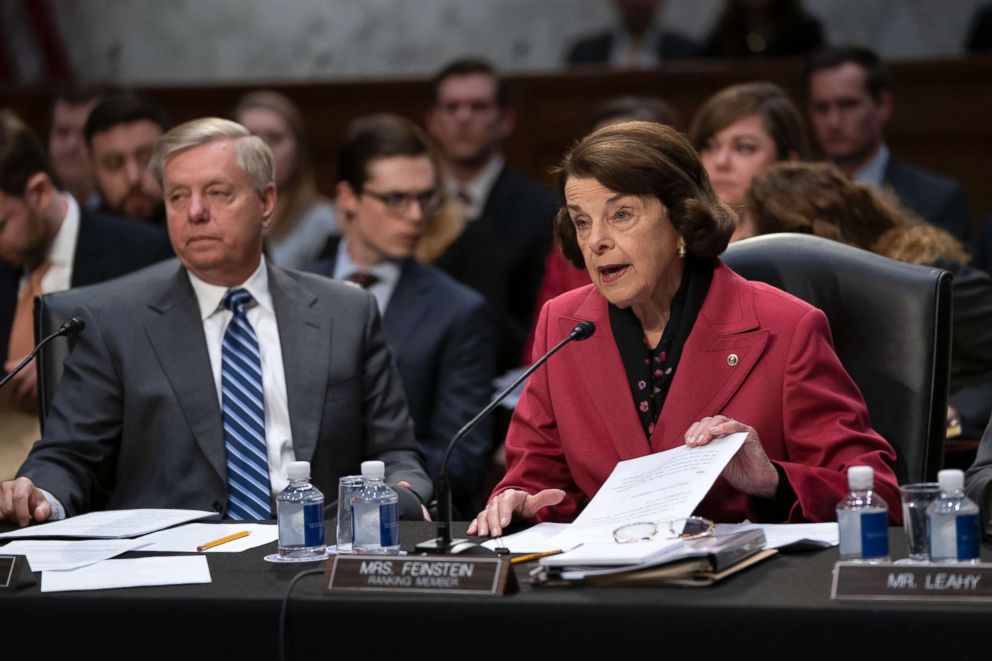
678, 241, 686, 258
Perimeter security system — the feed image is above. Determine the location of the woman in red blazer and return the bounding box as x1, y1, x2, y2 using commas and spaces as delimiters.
470, 121, 901, 536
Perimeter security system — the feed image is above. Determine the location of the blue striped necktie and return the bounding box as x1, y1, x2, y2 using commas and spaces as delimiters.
220, 288, 272, 520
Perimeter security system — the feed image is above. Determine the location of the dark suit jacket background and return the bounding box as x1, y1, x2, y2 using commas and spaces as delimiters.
435, 165, 557, 373
566, 31, 701, 64
965, 412, 992, 535
311, 246, 496, 509
885, 157, 973, 243
18, 263, 432, 520
0, 208, 173, 366
937, 258, 992, 439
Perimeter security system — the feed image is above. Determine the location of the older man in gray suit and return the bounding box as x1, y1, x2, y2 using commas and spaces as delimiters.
0, 117, 431, 526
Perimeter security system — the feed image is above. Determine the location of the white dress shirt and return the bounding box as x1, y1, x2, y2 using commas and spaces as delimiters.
21, 193, 79, 297
852, 143, 890, 190
187, 258, 295, 498
444, 153, 504, 221
332, 239, 401, 316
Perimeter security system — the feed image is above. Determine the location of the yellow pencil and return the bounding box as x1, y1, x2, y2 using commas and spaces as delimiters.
197, 530, 250, 552
510, 549, 562, 565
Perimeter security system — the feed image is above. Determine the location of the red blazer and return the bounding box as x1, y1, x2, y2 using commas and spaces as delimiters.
495, 260, 902, 524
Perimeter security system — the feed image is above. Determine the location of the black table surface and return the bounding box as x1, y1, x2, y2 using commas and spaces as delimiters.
2, 522, 991, 659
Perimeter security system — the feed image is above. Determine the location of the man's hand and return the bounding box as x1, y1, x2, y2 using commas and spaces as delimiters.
0, 477, 52, 527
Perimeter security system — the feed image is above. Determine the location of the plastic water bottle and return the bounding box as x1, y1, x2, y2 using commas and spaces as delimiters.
927, 469, 981, 563
351, 460, 400, 554
276, 461, 326, 559
837, 465, 889, 562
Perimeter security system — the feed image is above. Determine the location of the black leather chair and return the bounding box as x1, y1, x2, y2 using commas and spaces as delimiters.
723, 234, 952, 484
33, 259, 180, 431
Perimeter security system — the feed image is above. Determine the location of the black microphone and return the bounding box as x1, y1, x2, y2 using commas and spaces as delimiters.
0, 316, 85, 391
415, 319, 596, 555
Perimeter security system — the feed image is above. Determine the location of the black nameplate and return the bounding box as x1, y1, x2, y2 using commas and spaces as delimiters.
832, 561, 992, 602
324, 555, 514, 596
0, 555, 36, 591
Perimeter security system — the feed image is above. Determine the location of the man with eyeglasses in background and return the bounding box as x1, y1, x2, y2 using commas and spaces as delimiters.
310, 113, 495, 516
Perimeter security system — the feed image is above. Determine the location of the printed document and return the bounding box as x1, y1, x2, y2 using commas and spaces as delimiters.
136, 523, 278, 553
0, 539, 149, 571
0, 509, 216, 539
551, 432, 746, 549
41, 555, 212, 592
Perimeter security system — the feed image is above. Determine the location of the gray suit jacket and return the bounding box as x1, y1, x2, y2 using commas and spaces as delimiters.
18, 262, 432, 519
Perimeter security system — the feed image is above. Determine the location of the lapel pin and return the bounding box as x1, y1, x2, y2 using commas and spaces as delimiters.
727, 353, 739, 367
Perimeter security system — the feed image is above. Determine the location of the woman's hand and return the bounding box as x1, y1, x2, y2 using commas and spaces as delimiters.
685, 415, 779, 498
467, 488, 565, 538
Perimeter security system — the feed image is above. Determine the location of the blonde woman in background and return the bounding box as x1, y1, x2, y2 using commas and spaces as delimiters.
234, 91, 338, 269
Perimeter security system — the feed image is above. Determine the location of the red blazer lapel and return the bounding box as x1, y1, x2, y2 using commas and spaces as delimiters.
557, 288, 652, 462
651, 262, 770, 452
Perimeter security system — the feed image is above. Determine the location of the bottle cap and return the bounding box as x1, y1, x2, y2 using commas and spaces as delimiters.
937, 468, 964, 491
361, 460, 385, 479
287, 461, 310, 481
847, 465, 874, 490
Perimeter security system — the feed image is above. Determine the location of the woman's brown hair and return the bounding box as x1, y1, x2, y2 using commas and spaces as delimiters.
554, 120, 737, 268
747, 161, 969, 265
689, 82, 812, 161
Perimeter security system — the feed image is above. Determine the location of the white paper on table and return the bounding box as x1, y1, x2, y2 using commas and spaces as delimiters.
715, 522, 838, 549
551, 432, 746, 549
540, 538, 683, 568
135, 523, 279, 553
480, 522, 570, 553
0, 539, 150, 571
41, 555, 212, 592
0, 509, 216, 540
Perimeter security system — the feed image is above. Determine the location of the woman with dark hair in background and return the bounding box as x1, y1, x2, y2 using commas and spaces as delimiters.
234, 91, 338, 269
470, 121, 899, 536
690, 81, 811, 242
747, 161, 992, 440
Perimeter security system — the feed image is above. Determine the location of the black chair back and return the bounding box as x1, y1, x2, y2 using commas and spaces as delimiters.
723, 234, 952, 484
33, 259, 179, 430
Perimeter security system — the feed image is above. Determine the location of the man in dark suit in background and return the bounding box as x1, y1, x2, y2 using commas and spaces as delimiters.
0, 117, 431, 526
426, 58, 557, 374
0, 110, 172, 480
805, 46, 972, 243
566, 0, 699, 68
85, 91, 171, 225
47, 83, 106, 209
311, 114, 495, 513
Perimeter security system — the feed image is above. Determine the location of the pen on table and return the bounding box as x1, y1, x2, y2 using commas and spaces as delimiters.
510, 550, 563, 565
197, 530, 250, 552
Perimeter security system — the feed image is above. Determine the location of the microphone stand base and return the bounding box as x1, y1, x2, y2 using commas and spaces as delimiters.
414, 537, 479, 555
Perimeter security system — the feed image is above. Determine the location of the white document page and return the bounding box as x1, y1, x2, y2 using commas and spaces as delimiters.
715, 522, 838, 549
0, 539, 149, 571
41, 556, 212, 593
0, 509, 216, 540
551, 432, 746, 549
540, 538, 684, 567
480, 522, 570, 553
135, 523, 279, 553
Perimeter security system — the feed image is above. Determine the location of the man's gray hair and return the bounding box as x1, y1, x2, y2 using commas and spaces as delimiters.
149, 117, 275, 192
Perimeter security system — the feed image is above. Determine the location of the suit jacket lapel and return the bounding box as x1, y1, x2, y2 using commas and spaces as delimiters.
557, 288, 651, 461
270, 265, 329, 464
651, 262, 768, 451
382, 260, 431, 362
142, 267, 227, 480
70, 212, 103, 287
